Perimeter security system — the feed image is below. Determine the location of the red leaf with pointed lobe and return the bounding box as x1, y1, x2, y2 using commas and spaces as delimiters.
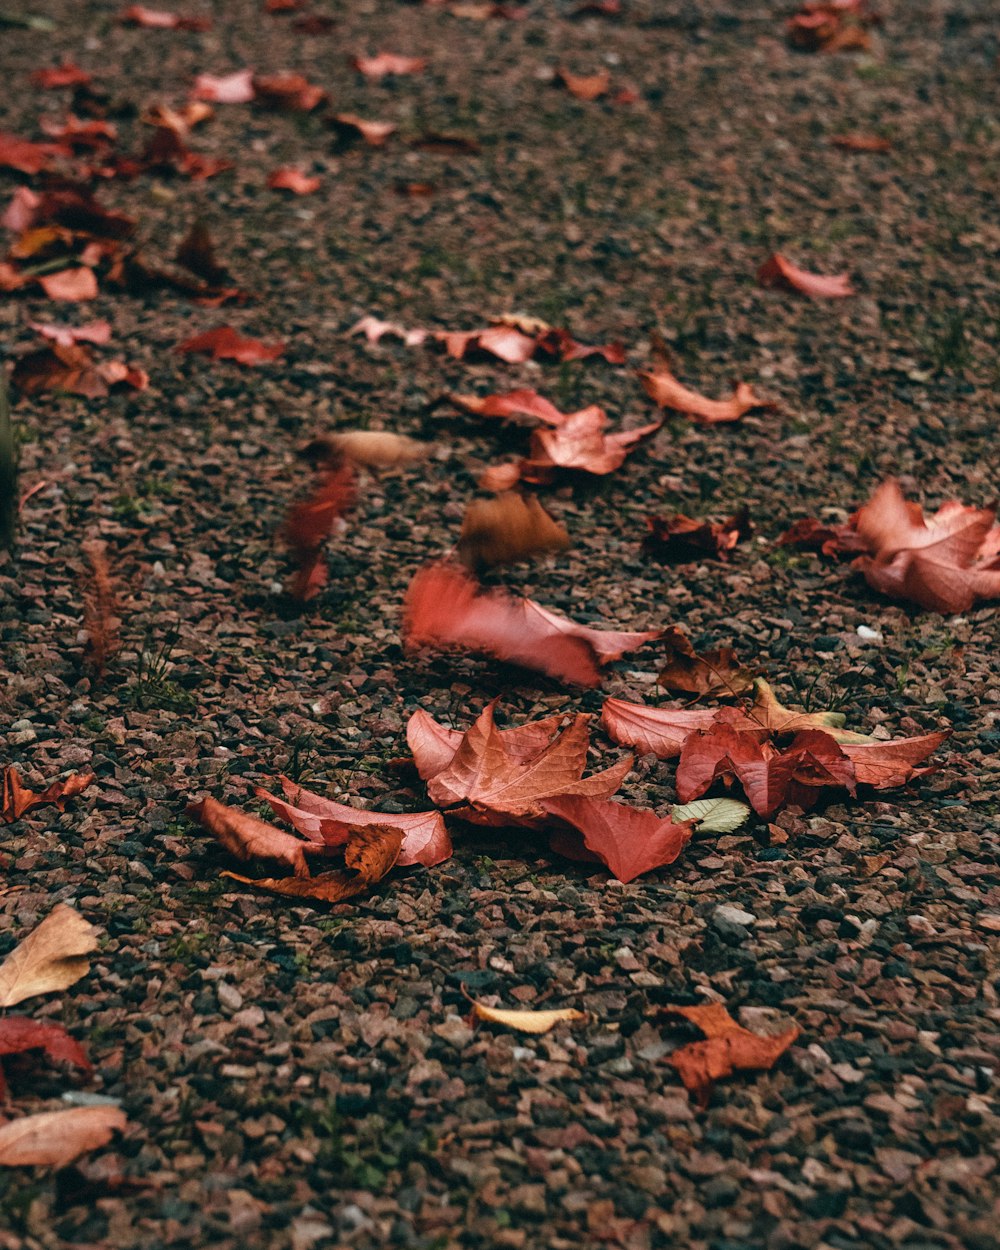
403, 562, 659, 686
663, 1003, 799, 1106
177, 325, 284, 363
601, 698, 755, 760
2, 768, 96, 825
265, 778, 453, 867
841, 732, 949, 788
758, 253, 854, 298
542, 795, 693, 882
0, 1017, 91, 1097
526, 407, 660, 477
29, 320, 112, 347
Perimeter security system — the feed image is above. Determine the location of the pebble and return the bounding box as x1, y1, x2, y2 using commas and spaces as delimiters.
712, 904, 757, 939
217, 983, 244, 1011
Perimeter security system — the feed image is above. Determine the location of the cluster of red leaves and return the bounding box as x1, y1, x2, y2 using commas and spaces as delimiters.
12, 322, 147, 397
1, 767, 96, 825
644, 507, 752, 563
787, 0, 880, 53
408, 700, 693, 883
403, 561, 661, 687
783, 479, 1000, 613
758, 253, 854, 299
602, 679, 947, 819
187, 787, 446, 903
449, 389, 659, 481
351, 315, 625, 365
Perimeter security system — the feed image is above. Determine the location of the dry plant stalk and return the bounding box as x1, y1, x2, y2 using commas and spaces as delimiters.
80, 539, 121, 677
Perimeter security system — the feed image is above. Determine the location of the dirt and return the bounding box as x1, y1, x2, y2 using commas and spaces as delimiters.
2, 1, 1000, 1247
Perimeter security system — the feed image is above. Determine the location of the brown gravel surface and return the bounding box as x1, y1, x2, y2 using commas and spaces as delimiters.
3, 1, 1000, 1247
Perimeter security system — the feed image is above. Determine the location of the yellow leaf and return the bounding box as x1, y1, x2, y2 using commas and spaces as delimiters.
470, 1001, 586, 1034
0, 904, 99, 1008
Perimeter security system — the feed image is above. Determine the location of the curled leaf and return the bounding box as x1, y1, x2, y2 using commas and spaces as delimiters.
470, 1000, 586, 1034
457, 492, 569, 569
758, 253, 854, 299
663, 1002, 799, 1106
639, 367, 770, 425
322, 430, 431, 469
187, 795, 313, 877
0, 904, 99, 1008
657, 627, 753, 698
1, 767, 96, 825
543, 795, 693, 882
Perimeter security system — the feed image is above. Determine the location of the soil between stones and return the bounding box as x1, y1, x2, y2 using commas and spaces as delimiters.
2, 2, 1000, 1248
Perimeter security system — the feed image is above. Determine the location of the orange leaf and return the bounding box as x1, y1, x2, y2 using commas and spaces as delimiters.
643, 507, 752, 563
556, 67, 611, 101
0, 1106, 126, 1169
1, 768, 96, 825
638, 366, 771, 424
830, 132, 891, 152
38, 268, 98, 302
663, 1003, 799, 1105
186, 795, 313, 877
841, 732, 949, 788
657, 627, 754, 699
758, 253, 854, 298
254, 73, 327, 111
601, 697, 752, 759
526, 407, 660, 477
448, 388, 567, 425
457, 492, 570, 569
31, 63, 92, 89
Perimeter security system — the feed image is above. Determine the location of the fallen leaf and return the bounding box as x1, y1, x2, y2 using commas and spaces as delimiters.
266, 777, 453, 867
0, 1106, 126, 1169
186, 795, 315, 877
349, 315, 429, 348
0, 132, 68, 175
437, 324, 538, 363
748, 678, 861, 739
448, 388, 567, 425
282, 461, 356, 600
322, 430, 431, 469
0, 1017, 92, 1096
0, 905, 99, 1008
758, 253, 854, 298
457, 492, 570, 569
657, 627, 754, 698
191, 69, 256, 103
786, 0, 877, 53
663, 1002, 799, 1105
638, 365, 770, 424
543, 795, 693, 882
1, 767, 96, 824
478, 461, 524, 492
223, 824, 402, 904
28, 320, 112, 347
416, 700, 632, 824
841, 731, 949, 788
331, 114, 397, 146
254, 72, 327, 111
351, 52, 427, 79
556, 67, 611, 101
40, 115, 117, 150
404, 562, 659, 686
141, 100, 214, 137
670, 797, 751, 833
267, 167, 321, 194
470, 1001, 585, 1033
851, 478, 1000, 612
643, 507, 752, 563
177, 325, 284, 364
676, 721, 856, 818
38, 268, 98, 301
174, 220, 232, 288
120, 5, 212, 29
525, 407, 661, 477
601, 697, 752, 759
830, 132, 891, 152
778, 515, 868, 558
31, 63, 92, 88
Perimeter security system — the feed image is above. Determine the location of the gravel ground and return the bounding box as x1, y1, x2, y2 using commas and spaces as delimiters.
2, 1, 1000, 1247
